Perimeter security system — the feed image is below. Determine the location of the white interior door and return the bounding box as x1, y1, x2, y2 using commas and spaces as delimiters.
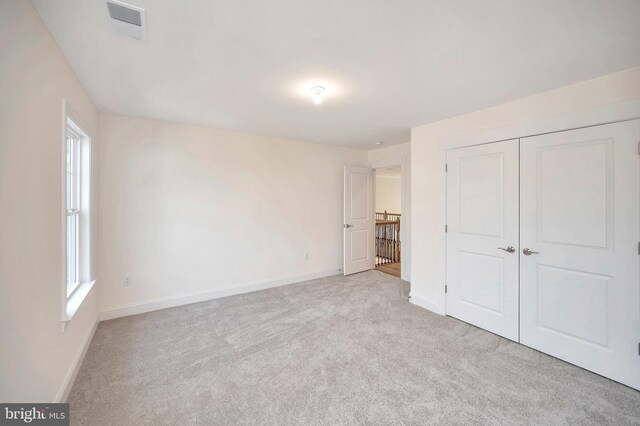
343, 166, 374, 275
520, 120, 640, 390
446, 139, 520, 341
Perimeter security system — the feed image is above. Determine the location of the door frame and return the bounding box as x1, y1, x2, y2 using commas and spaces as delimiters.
371, 156, 409, 281
439, 100, 640, 316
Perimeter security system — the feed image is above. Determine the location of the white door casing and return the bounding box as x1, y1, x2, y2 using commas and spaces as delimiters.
446, 139, 520, 341
520, 120, 640, 390
343, 166, 374, 275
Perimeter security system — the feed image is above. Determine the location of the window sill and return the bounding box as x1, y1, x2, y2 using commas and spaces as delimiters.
63, 280, 96, 323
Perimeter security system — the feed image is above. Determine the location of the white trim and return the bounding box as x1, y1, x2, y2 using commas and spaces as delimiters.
440, 99, 640, 149
438, 148, 447, 315
60, 100, 68, 325
99, 268, 341, 321
409, 292, 443, 314
64, 280, 96, 322
54, 316, 98, 403
371, 156, 410, 281
61, 98, 94, 325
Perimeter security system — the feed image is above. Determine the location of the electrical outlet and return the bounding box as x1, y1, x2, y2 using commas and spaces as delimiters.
304, 252, 310, 260
123, 276, 132, 286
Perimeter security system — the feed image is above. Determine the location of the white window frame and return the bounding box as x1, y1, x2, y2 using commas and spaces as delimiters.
66, 127, 81, 298
61, 99, 95, 326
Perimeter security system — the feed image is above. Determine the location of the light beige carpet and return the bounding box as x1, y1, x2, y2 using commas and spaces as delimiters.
69, 270, 640, 425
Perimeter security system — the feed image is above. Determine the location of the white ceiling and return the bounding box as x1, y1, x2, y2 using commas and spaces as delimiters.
32, 0, 640, 149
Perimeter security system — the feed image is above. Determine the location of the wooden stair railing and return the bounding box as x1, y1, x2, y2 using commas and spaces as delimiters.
375, 211, 400, 266
375, 210, 401, 221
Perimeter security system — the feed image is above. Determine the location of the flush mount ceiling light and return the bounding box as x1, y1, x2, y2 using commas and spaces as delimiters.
311, 86, 325, 105
374, 141, 384, 145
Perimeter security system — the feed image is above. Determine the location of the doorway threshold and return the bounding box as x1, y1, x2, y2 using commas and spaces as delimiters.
375, 262, 400, 278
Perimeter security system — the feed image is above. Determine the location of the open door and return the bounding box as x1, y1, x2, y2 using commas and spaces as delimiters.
343, 166, 374, 275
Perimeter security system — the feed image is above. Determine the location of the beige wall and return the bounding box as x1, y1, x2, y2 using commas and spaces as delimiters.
98, 114, 368, 316
0, 1, 99, 401
410, 67, 640, 314
375, 175, 401, 214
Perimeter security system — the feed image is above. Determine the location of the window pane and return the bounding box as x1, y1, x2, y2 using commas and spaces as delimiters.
74, 139, 80, 209
67, 214, 78, 291
66, 173, 73, 210
66, 137, 72, 172
65, 120, 88, 299
67, 136, 76, 210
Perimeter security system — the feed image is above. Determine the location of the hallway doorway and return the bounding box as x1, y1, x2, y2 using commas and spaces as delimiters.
375, 167, 401, 277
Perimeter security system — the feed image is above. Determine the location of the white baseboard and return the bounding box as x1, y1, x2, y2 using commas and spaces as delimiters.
99, 268, 341, 321
409, 292, 445, 315
55, 317, 98, 403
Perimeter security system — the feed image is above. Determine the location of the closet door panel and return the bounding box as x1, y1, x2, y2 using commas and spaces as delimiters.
520, 120, 640, 390
446, 139, 520, 341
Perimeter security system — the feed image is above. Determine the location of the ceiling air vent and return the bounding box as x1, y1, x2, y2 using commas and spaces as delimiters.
105, 0, 147, 41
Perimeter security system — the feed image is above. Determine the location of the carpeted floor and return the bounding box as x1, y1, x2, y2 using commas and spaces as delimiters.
69, 270, 640, 425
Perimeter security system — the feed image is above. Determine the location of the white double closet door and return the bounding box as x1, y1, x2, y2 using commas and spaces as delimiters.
446, 120, 640, 389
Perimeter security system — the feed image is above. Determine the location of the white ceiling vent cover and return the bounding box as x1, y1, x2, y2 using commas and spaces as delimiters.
105, 0, 147, 42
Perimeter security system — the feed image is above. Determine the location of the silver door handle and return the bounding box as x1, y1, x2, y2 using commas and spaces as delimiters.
522, 248, 539, 256
497, 246, 515, 253
344, 224, 353, 228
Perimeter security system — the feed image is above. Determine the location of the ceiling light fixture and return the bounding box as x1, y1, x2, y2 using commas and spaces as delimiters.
374, 141, 384, 145
311, 86, 325, 105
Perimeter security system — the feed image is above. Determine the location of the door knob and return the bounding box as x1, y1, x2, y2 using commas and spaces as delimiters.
344, 224, 353, 228
497, 246, 516, 253
522, 248, 539, 256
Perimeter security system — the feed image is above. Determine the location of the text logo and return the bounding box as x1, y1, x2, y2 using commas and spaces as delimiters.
1, 404, 68, 425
